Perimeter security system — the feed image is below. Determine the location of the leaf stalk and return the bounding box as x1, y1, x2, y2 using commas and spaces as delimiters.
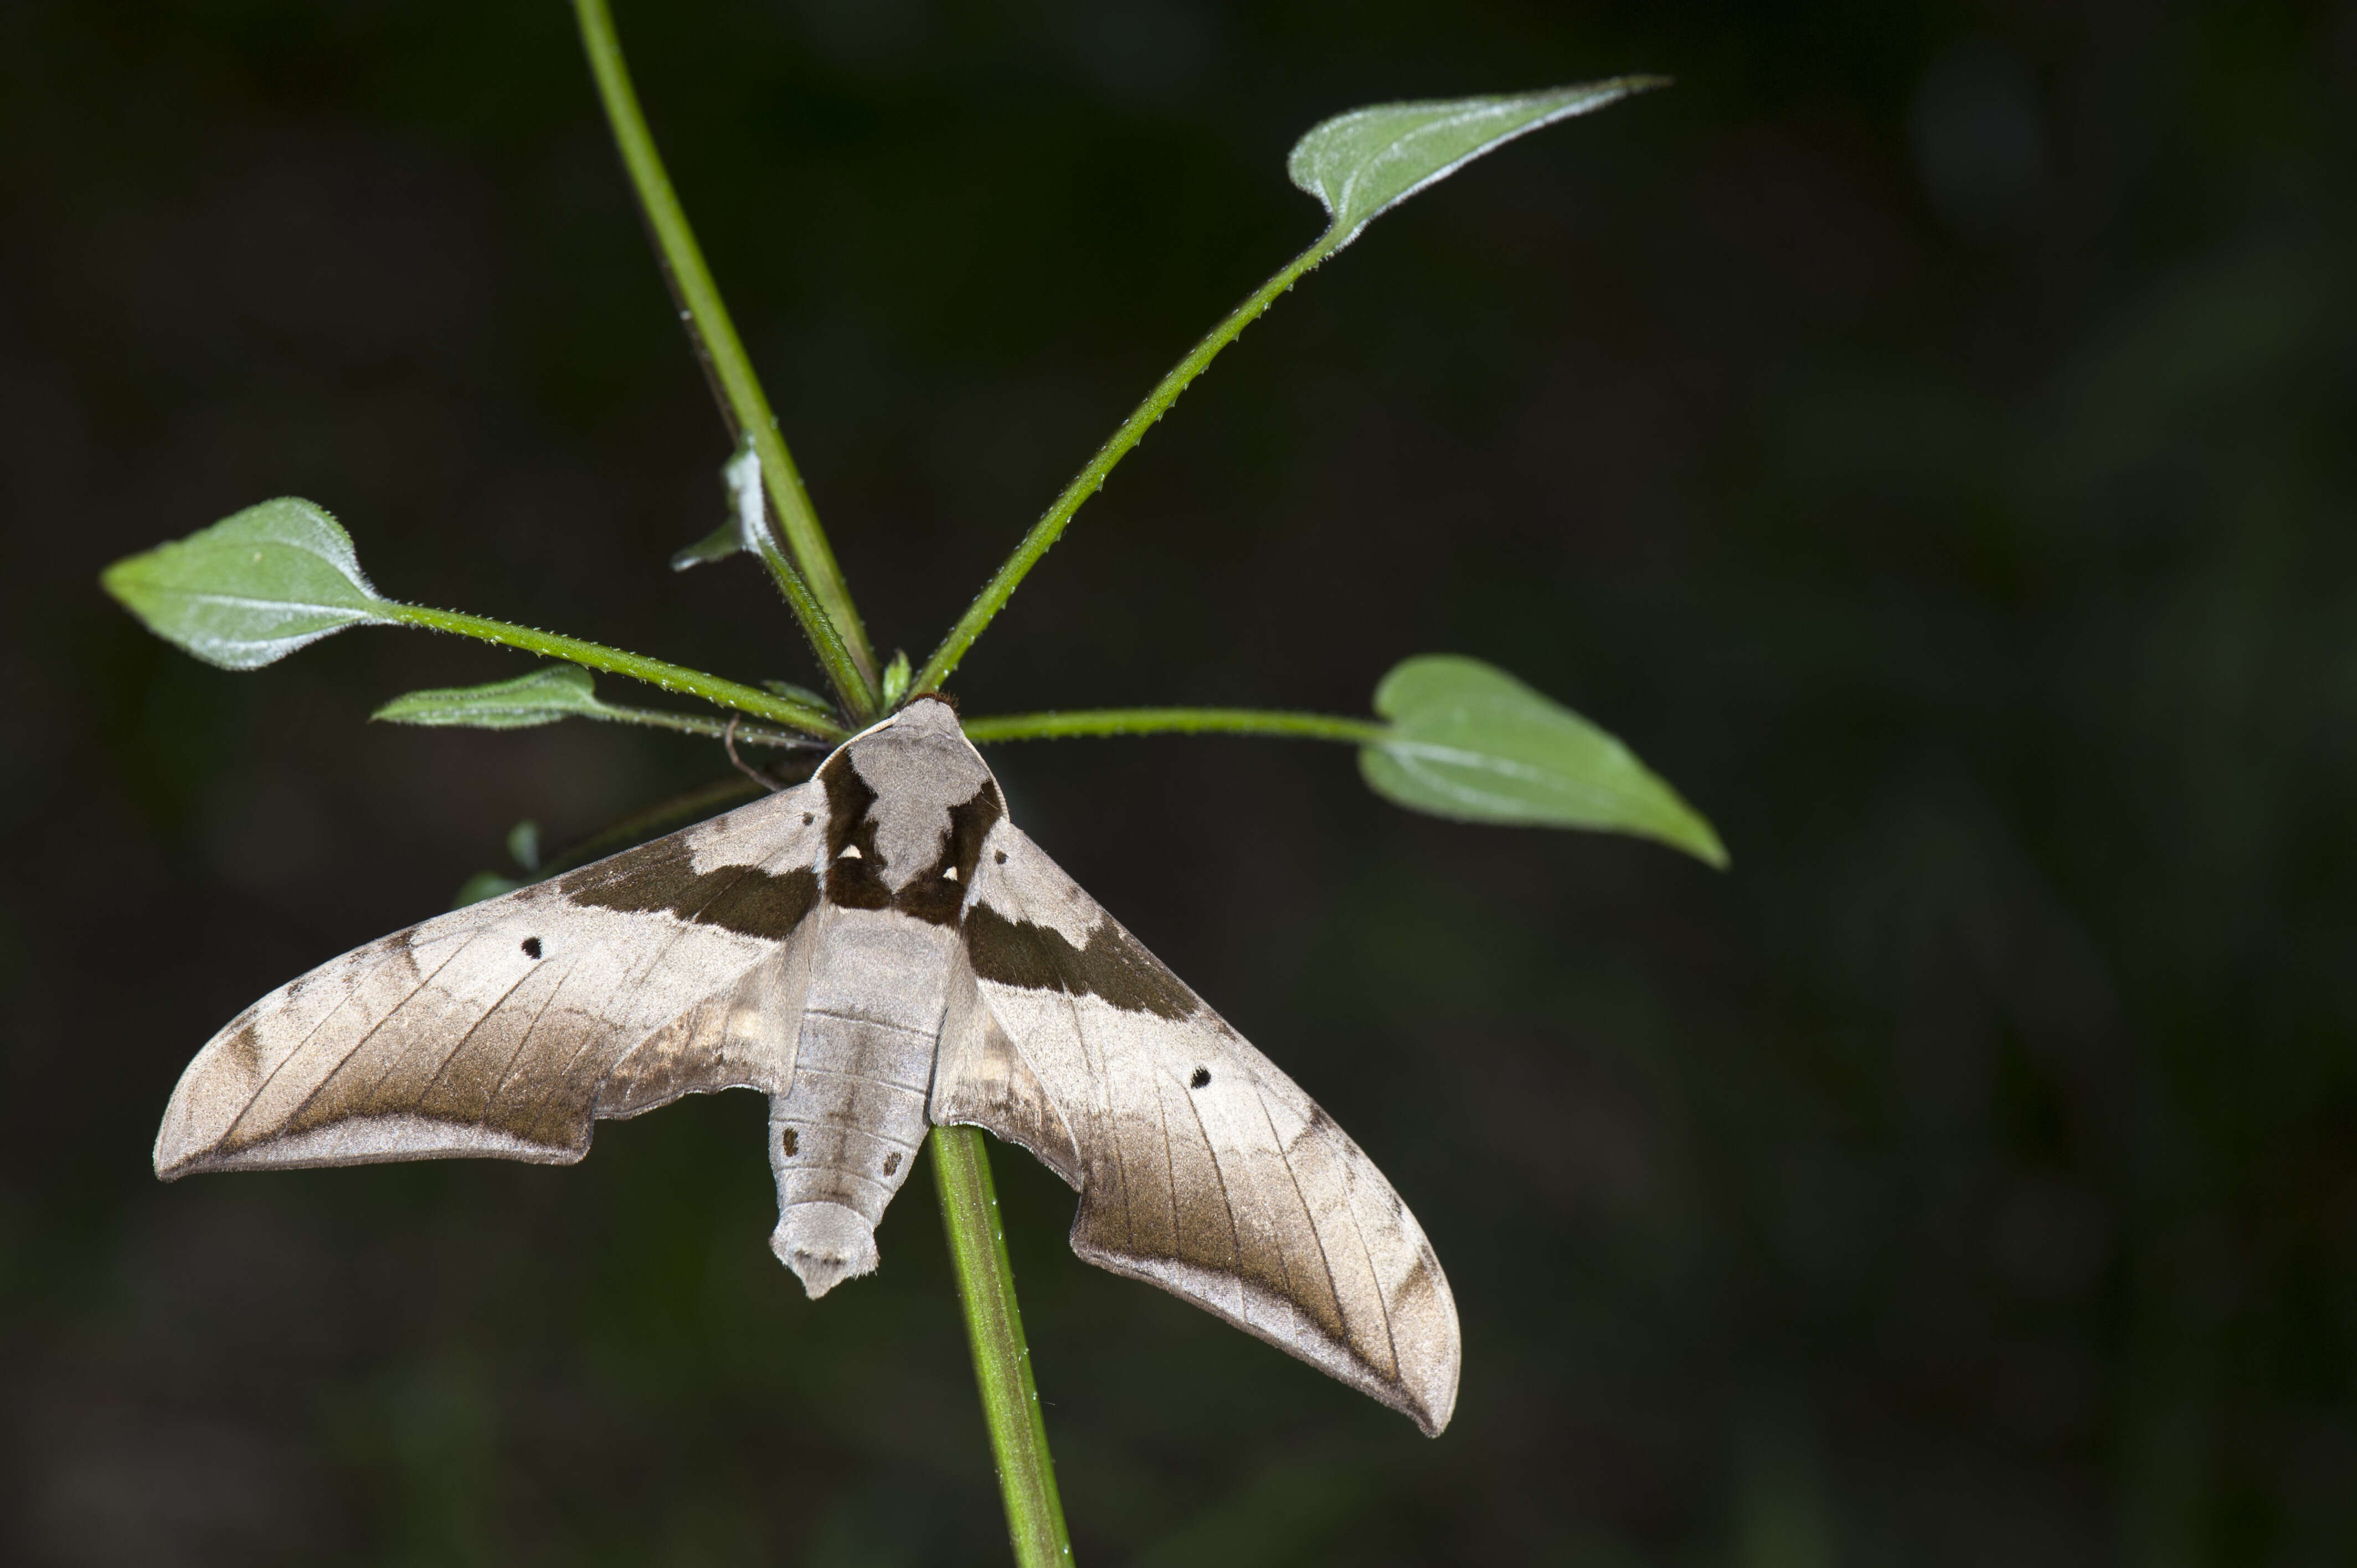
913, 241, 1333, 696
569, 0, 880, 715
385, 604, 845, 737
567, 703, 817, 750
961, 707, 1386, 745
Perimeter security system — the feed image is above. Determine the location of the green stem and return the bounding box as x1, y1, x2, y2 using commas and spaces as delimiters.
584, 703, 820, 751
569, 0, 880, 716
385, 604, 846, 739
913, 239, 1335, 696
929, 1126, 1073, 1568
961, 707, 1387, 745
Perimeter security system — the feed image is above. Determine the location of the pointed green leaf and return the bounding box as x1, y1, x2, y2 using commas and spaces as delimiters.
100, 497, 397, 670
668, 518, 743, 572
1288, 78, 1663, 254
1361, 654, 1726, 866
880, 649, 912, 710
372, 667, 609, 730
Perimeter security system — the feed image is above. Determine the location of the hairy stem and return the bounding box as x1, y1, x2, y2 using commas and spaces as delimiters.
929, 1126, 1073, 1568
578, 703, 821, 750
913, 240, 1332, 696
961, 707, 1388, 745
569, 0, 880, 715
384, 604, 846, 738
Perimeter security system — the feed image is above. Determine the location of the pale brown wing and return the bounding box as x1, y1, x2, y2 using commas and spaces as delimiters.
932, 821, 1461, 1436
155, 781, 827, 1178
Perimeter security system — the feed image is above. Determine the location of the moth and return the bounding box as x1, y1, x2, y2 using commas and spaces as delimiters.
155, 697, 1460, 1434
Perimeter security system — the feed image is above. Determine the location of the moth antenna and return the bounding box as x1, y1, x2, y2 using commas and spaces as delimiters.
723, 714, 789, 792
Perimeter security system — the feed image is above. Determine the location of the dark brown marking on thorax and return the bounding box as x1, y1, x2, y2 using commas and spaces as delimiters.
820, 755, 889, 910
559, 836, 818, 940
821, 753, 1004, 929
963, 904, 1195, 1019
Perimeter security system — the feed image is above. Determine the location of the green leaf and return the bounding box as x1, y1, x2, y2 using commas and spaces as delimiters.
100, 497, 397, 670
505, 819, 542, 872
668, 518, 743, 572
372, 667, 609, 729
880, 649, 912, 710
1288, 78, 1663, 254
1361, 654, 1726, 866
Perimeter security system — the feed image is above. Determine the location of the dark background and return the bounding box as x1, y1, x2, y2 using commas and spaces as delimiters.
4, 0, 2353, 1562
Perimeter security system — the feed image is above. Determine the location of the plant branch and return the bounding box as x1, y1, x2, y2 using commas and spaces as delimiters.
961, 706, 1388, 745
912, 239, 1334, 696
384, 604, 846, 738
569, 0, 881, 716
929, 1126, 1073, 1568
586, 703, 820, 751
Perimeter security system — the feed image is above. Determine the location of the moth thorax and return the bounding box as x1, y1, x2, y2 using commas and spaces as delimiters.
848, 740, 991, 889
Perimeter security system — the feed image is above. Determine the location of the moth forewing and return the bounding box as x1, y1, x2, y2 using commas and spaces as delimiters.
943, 801, 1462, 1435
152, 696, 1461, 1434
153, 780, 831, 1178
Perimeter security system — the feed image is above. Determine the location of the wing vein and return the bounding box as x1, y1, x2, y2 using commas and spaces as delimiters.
1326, 1121, 1405, 1381
222, 921, 469, 1144
1008, 871, 1135, 1248
413, 956, 543, 1107
1178, 1066, 1244, 1271
1154, 1061, 1181, 1252
1253, 1078, 1344, 1343
328, 930, 506, 1123
270, 935, 472, 1136
484, 949, 587, 1108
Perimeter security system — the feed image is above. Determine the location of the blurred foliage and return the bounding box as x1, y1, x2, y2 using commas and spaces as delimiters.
3, 0, 2354, 1565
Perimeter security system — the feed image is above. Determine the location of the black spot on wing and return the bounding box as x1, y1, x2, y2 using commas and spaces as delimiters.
963, 904, 1196, 1019
558, 835, 818, 941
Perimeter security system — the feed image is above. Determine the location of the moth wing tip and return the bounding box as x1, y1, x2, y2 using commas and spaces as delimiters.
1401, 1364, 1460, 1437
151, 1104, 214, 1183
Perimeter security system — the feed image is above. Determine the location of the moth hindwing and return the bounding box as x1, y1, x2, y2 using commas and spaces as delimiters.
155, 696, 1461, 1433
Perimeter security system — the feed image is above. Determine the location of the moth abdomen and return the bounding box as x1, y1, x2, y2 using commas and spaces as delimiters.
762, 914, 952, 1299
